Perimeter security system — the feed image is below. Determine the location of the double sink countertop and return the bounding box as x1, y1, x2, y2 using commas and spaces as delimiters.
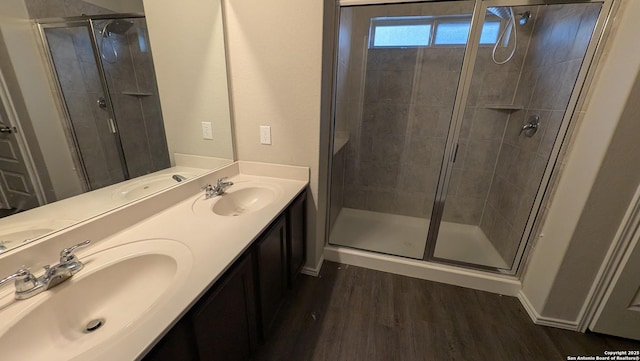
0, 161, 309, 361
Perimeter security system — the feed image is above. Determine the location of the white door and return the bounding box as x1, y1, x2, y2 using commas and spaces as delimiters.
591, 220, 640, 340
0, 103, 39, 212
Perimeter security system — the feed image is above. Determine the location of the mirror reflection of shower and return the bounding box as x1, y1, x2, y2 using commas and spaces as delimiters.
98, 19, 134, 63
488, 7, 533, 64
39, 15, 170, 192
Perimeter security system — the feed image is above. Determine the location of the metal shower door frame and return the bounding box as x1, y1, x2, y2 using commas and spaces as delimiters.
422, 0, 615, 275
36, 14, 143, 190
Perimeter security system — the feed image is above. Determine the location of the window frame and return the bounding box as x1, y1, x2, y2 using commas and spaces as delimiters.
368, 14, 502, 49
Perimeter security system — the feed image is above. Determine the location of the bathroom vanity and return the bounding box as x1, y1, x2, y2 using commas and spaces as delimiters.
0, 161, 308, 361
145, 188, 307, 361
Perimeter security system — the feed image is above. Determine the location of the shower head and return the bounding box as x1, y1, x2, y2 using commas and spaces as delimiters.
519, 11, 531, 26
487, 7, 532, 26
102, 19, 134, 36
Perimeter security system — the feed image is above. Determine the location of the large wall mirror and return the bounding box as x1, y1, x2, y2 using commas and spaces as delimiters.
0, 0, 234, 254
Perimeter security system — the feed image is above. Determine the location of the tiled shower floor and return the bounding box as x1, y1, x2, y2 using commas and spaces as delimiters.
330, 208, 508, 269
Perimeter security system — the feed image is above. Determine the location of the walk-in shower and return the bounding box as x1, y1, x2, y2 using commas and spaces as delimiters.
37, 14, 169, 192
327, 0, 610, 274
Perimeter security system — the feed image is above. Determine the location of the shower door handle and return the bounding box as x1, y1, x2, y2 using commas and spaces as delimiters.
107, 118, 117, 134
0, 125, 15, 134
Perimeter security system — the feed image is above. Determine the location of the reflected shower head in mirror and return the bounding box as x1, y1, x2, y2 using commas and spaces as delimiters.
99, 19, 134, 64
519, 11, 531, 26
102, 19, 134, 37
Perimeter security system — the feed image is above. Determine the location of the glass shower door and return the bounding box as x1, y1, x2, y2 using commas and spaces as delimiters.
328, 1, 475, 259
92, 18, 170, 179
428, 2, 603, 270
43, 24, 127, 191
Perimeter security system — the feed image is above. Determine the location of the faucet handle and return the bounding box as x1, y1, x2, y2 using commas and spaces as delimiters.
0, 268, 36, 293
0, 268, 31, 287
60, 240, 91, 263
217, 177, 228, 184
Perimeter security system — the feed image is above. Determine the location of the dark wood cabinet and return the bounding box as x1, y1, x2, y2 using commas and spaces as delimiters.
143, 189, 306, 360
287, 191, 306, 287
191, 253, 258, 361
255, 215, 287, 339
142, 316, 197, 361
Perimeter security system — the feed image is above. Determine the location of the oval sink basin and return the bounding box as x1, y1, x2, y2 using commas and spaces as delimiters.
113, 173, 196, 201
212, 187, 277, 216
0, 239, 192, 361
191, 181, 282, 217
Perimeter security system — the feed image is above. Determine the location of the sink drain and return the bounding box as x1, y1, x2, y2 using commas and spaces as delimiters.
84, 318, 105, 333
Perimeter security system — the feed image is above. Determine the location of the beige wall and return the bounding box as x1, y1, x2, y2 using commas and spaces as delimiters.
542, 69, 640, 320
223, 0, 325, 269
0, 0, 83, 200
521, 0, 640, 323
143, 0, 234, 165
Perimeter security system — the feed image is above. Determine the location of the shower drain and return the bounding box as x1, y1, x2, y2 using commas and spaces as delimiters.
84, 318, 106, 333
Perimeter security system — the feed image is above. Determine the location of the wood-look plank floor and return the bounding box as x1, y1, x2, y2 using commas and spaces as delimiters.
255, 261, 640, 361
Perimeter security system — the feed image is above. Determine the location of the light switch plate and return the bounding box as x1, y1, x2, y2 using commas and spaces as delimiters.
260, 125, 271, 145
201, 122, 213, 140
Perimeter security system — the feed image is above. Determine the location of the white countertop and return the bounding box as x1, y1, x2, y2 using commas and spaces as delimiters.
0, 161, 309, 360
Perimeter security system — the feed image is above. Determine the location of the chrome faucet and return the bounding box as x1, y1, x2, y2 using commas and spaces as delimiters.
0, 240, 90, 300
201, 177, 234, 199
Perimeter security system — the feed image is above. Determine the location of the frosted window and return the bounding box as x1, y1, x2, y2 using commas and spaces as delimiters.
434, 22, 470, 45
479, 21, 500, 44
370, 16, 501, 48
373, 24, 432, 47
434, 21, 501, 45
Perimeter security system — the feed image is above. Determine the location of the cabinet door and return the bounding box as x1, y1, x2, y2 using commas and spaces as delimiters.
256, 216, 287, 339
142, 316, 197, 361
287, 191, 306, 287
191, 253, 258, 361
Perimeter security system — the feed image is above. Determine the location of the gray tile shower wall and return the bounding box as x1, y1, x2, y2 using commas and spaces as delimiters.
45, 26, 126, 190
338, 2, 474, 219
480, 4, 600, 264
25, 0, 111, 19
100, 17, 170, 177
441, 5, 535, 227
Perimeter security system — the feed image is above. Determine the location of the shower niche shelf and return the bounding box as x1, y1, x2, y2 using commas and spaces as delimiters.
484, 104, 524, 111
122, 91, 154, 97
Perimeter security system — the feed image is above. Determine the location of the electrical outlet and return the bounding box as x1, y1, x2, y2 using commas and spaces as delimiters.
201, 122, 213, 140
260, 125, 271, 145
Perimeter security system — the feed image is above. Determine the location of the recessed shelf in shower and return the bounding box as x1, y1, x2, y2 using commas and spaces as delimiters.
484, 104, 525, 111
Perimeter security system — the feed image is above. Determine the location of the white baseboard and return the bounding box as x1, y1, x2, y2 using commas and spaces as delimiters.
517, 290, 581, 331
324, 245, 521, 296
301, 255, 324, 277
